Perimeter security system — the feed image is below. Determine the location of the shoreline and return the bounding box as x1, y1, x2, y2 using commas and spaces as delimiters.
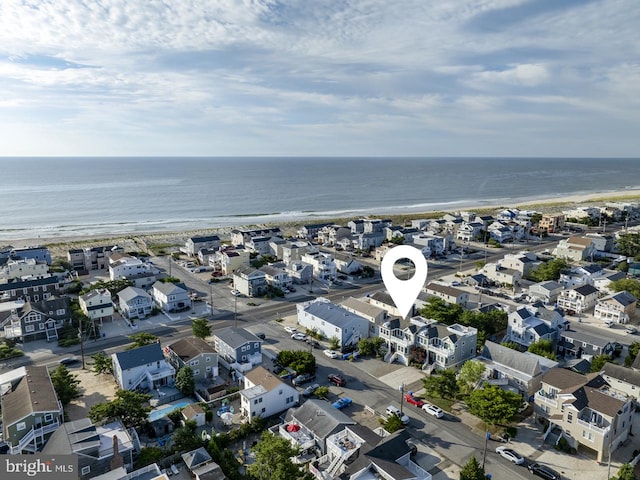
5, 188, 640, 257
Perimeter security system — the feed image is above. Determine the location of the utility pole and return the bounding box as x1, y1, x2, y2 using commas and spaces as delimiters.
209, 282, 214, 316
234, 290, 238, 328
482, 431, 490, 470
78, 319, 85, 370
399, 383, 405, 415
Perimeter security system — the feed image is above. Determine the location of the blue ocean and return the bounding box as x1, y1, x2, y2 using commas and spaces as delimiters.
0, 157, 639, 240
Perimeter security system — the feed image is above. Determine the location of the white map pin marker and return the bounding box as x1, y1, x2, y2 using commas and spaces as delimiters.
381, 245, 428, 319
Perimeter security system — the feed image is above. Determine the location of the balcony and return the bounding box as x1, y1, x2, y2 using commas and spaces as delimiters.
405, 459, 432, 480
535, 391, 558, 409
279, 423, 315, 452
577, 418, 607, 435
327, 429, 364, 459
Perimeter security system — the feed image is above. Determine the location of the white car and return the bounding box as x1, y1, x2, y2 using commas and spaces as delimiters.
495, 446, 524, 465
230, 289, 241, 296
385, 405, 410, 425
284, 326, 297, 334
291, 332, 307, 341
422, 403, 444, 418
324, 349, 340, 359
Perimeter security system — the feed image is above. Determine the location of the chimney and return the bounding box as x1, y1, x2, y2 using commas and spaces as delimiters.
110, 435, 124, 470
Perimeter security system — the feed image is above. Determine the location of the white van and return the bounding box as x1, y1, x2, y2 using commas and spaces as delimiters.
385, 405, 410, 425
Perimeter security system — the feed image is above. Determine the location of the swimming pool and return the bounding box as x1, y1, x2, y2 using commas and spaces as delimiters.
148, 400, 194, 422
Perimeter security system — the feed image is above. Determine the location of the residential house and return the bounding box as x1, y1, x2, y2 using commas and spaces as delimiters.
594, 291, 637, 324
0, 296, 70, 342
534, 369, 633, 462
553, 236, 597, 262
231, 227, 281, 247
108, 253, 154, 281
363, 219, 392, 233
478, 341, 558, 397
353, 231, 386, 250
209, 247, 250, 275
341, 297, 387, 336
411, 219, 430, 230
151, 281, 190, 313
456, 221, 485, 242
412, 233, 448, 256
269, 237, 287, 258
182, 447, 224, 480
557, 284, 600, 314
593, 270, 626, 293
333, 253, 363, 275
42, 418, 135, 479
282, 241, 316, 264
67, 245, 124, 272
184, 235, 220, 257
500, 252, 539, 277
602, 363, 640, 403
559, 264, 605, 289
240, 366, 299, 419
90, 464, 167, 480
0, 258, 49, 284
563, 207, 600, 221
0, 366, 63, 454
425, 283, 469, 306
301, 252, 337, 281
117, 286, 154, 320
528, 281, 563, 304
213, 327, 263, 369
318, 225, 352, 246
277, 399, 356, 456
233, 266, 267, 297
297, 223, 333, 240
585, 233, 615, 253
297, 298, 369, 349
196, 248, 218, 266
286, 261, 313, 285
348, 219, 366, 234
488, 222, 514, 243
0, 275, 60, 302
79, 288, 114, 324
379, 317, 428, 366
259, 264, 292, 291
506, 306, 565, 349
538, 213, 565, 233
422, 322, 477, 371
163, 337, 219, 383
246, 235, 276, 255
10, 246, 52, 265
182, 404, 206, 427
369, 291, 405, 317
112, 343, 176, 391
557, 330, 615, 361
482, 263, 522, 287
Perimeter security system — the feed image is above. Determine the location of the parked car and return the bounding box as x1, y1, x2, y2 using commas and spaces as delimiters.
422, 403, 444, 418
324, 349, 340, 359
303, 383, 320, 397
527, 463, 561, 480
495, 446, 524, 465
272, 363, 283, 374
625, 326, 638, 335
59, 357, 80, 367
284, 326, 297, 334
404, 393, 425, 407
230, 289, 241, 296
306, 338, 321, 349
291, 332, 307, 341
254, 332, 266, 340
385, 405, 410, 425
292, 373, 316, 386
328, 373, 347, 387
289, 286, 296, 292
332, 397, 353, 410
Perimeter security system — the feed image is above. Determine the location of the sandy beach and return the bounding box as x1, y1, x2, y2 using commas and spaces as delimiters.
6, 188, 640, 260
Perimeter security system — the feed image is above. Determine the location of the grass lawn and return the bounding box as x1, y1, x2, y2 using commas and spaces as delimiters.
420, 394, 455, 412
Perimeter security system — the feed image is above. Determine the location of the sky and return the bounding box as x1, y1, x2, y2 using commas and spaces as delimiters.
0, 0, 638, 157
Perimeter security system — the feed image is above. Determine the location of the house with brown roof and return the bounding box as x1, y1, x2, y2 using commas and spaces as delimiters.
534, 368, 634, 462
181, 404, 206, 427
0, 366, 63, 454
425, 282, 469, 306
240, 366, 299, 420
553, 236, 597, 262
163, 337, 219, 383
341, 296, 387, 336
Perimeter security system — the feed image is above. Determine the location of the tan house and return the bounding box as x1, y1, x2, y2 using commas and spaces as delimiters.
483, 263, 522, 287
341, 297, 387, 336
209, 248, 250, 275
594, 291, 637, 324
553, 236, 597, 262
425, 282, 469, 306
534, 369, 633, 462
538, 213, 565, 233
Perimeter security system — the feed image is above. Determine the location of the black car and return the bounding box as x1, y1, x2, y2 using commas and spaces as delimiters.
255, 332, 266, 340
292, 373, 316, 386
527, 463, 561, 480
272, 363, 283, 374
59, 357, 80, 367
306, 338, 321, 349
328, 373, 347, 387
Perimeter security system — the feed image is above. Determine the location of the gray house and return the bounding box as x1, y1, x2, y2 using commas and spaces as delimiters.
213, 327, 263, 368
151, 281, 190, 313
117, 286, 154, 320
557, 329, 615, 360
0, 275, 60, 302
0, 296, 70, 342
185, 235, 220, 257
164, 337, 219, 382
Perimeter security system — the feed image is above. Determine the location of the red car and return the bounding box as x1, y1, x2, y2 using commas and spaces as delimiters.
404, 394, 425, 407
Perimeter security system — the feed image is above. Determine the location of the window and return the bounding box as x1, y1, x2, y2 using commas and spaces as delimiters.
39, 324, 45, 330
194, 369, 200, 375
582, 430, 594, 441
206, 357, 211, 362
254, 343, 259, 349
34, 286, 39, 292
279, 389, 283, 395
190, 360, 199, 366
56, 309, 65, 315
286, 396, 294, 404
44, 413, 53, 422
206, 366, 211, 372
81, 466, 91, 476
261, 408, 265, 413
241, 345, 247, 352
567, 412, 573, 423
25, 325, 34, 333
17, 422, 26, 431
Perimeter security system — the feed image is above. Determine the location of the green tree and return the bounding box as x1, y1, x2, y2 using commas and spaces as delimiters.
420, 297, 464, 325
422, 369, 459, 400
382, 413, 404, 433
192, 317, 211, 339
617, 261, 629, 273
467, 385, 522, 425
527, 339, 557, 360
88, 389, 152, 428
500, 341, 520, 351
276, 350, 316, 374
616, 233, 640, 259
458, 360, 486, 395
172, 420, 203, 453
361, 265, 375, 278
358, 338, 375, 356
135, 447, 166, 468
314, 386, 329, 399
625, 342, 640, 367
50, 365, 81, 406
90, 352, 113, 375
612, 463, 635, 480
528, 258, 568, 282
126, 332, 158, 350
590, 354, 613, 373
247, 431, 306, 480
175, 366, 195, 396
610, 278, 640, 300
389, 236, 404, 245
329, 337, 340, 350
459, 456, 486, 480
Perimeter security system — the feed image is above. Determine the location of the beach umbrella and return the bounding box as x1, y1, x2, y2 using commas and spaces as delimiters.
287, 423, 301, 433
221, 412, 234, 426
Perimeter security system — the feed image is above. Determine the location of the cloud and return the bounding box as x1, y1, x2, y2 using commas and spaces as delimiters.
472, 63, 550, 87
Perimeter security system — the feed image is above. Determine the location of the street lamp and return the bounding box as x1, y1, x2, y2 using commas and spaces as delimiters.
399, 383, 405, 415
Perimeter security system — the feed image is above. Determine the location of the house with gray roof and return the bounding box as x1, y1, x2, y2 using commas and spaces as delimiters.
341, 297, 387, 336
0, 275, 60, 302
42, 418, 134, 479
258, 264, 292, 290
602, 363, 640, 403
369, 290, 405, 317
0, 296, 70, 342
425, 282, 469, 306
117, 286, 153, 320
594, 290, 637, 324
557, 329, 615, 360
1, 366, 63, 454
213, 327, 263, 368
233, 265, 267, 297
111, 343, 175, 392
556, 284, 599, 314
79, 288, 114, 324
478, 341, 558, 397
505, 305, 565, 349
528, 280, 563, 304
297, 298, 369, 350
185, 235, 220, 257
151, 281, 190, 313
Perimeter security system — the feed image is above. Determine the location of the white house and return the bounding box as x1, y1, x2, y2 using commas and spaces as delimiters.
151, 281, 191, 313
108, 253, 154, 281
425, 283, 469, 306
341, 297, 387, 336
184, 235, 220, 258
556, 284, 599, 314
333, 253, 362, 275
79, 288, 114, 324
297, 298, 369, 349
117, 286, 154, 320
528, 281, 563, 304
506, 306, 565, 349
240, 366, 298, 420
258, 265, 292, 291
112, 343, 175, 391
553, 237, 597, 262
594, 291, 637, 324
300, 252, 337, 282
0, 258, 49, 283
